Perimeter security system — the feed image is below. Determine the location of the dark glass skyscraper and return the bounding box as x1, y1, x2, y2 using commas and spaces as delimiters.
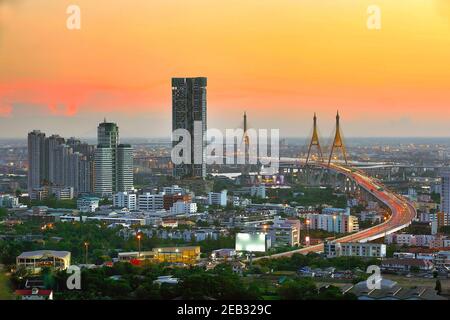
172, 77, 207, 179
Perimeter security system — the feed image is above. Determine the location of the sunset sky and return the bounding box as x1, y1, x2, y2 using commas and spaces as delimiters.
0, 0, 450, 139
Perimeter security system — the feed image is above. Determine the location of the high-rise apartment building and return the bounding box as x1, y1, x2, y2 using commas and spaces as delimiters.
440, 170, 450, 226
67, 137, 95, 159
94, 145, 113, 197
78, 155, 93, 194
27, 130, 46, 193
94, 120, 133, 196
54, 144, 71, 187
117, 144, 133, 192
28, 130, 95, 197
45, 134, 65, 183
96, 121, 119, 193
172, 77, 207, 179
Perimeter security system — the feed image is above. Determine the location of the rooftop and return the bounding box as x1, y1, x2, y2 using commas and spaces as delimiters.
17, 250, 71, 260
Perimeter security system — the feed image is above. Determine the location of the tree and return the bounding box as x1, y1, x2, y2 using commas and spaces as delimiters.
410, 266, 420, 273
439, 226, 450, 235
277, 279, 318, 300
317, 285, 357, 300
435, 279, 442, 295
0, 208, 8, 219
15, 189, 23, 197
134, 283, 161, 300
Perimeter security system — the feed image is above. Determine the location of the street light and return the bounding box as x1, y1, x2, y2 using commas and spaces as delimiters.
333, 215, 337, 239
137, 234, 142, 257
305, 219, 310, 245
84, 242, 89, 264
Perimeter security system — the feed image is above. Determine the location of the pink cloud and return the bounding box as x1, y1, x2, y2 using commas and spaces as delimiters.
0, 81, 167, 117
48, 103, 78, 117
0, 104, 12, 117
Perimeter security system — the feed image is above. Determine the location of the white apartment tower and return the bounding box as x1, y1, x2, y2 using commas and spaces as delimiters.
441, 170, 450, 216
94, 145, 113, 197
94, 120, 133, 196
117, 144, 134, 192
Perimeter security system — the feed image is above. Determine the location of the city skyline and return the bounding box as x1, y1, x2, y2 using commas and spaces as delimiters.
2, 0, 450, 306
1, 0, 450, 138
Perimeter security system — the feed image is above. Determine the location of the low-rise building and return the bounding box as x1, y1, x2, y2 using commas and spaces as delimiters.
77, 197, 100, 213
393, 252, 416, 259
211, 248, 237, 260
305, 213, 359, 234
30, 187, 49, 201
345, 279, 445, 300
16, 250, 71, 273
113, 192, 137, 210
322, 207, 350, 215
380, 258, 434, 272
153, 275, 179, 285
208, 190, 227, 207
86, 215, 145, 226
164, 194, 192, 210
31, 206, 48, 215
161, 185, 185, 195
0, 194, 20, 208
359, 211, 383, 224
269, 216, 301, 247
433, 251, 450, 270
118, 246, 201, 265
15, 288, 54, 300
138, 193, 164, 211
161, 219, 178, 228
170, 200, 197, 215
324, 241, 386, 258
52, 186, 74, 200
242, 216, 300, 247
385, 233, 449, 248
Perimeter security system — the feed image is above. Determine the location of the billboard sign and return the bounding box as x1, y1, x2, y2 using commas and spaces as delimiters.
235, 232, 267, 252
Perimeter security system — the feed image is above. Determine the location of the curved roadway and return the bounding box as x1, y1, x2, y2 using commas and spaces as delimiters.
255, 162, 417, 259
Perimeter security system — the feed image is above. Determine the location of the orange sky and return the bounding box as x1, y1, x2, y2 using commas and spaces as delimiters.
0, 0, 450, 138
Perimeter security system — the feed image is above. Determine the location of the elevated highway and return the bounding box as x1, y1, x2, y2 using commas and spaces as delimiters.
254, 162, 417, 259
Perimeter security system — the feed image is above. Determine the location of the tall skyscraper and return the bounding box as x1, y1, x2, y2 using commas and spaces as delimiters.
54, 144, 72, 187
45, 134, 65, 183
97, 120, 119, 189
440, 170, 450, 226
94, 145, 113, 196
94, 120, 133, 196
27, 130, 46, 193
78, 155, 93, 194
117, 144, 134, 192
172, 77, 207, 179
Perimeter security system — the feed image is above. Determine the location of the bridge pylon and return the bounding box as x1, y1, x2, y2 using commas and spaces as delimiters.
328, 110, 348, 166
305, 113, 324, 164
